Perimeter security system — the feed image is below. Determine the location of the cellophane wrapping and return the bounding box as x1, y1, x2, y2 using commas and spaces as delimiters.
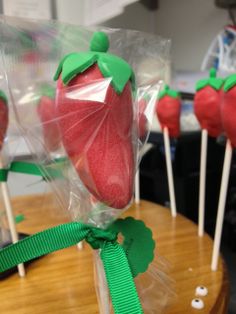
0, 15, 175, 313
0, 52, 23, 248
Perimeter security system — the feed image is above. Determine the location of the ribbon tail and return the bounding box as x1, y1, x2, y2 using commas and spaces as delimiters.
101, 242, 143, 314
0, 222, 88, 272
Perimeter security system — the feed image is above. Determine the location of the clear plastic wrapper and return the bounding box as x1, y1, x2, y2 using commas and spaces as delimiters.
0, 67, 11, 169
0, 16, 174, 313
0, 60, 18, 250
0, 204, 11, 247
0, 16, 170, 223
94, 251, 176, 314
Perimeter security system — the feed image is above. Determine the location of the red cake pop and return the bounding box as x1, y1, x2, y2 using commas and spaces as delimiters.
37, 85, 61, 152
156, 85, 181, 138
0, 91, 8, 150
222, 74, 236, 147
54, 32, 135, 209
194, 68, 224, 137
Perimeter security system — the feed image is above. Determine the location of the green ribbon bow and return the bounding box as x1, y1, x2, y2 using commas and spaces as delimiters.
0, 158, 154, 312
0, 221, 143, 314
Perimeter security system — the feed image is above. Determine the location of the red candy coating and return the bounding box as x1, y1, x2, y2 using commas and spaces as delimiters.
194, 69, 223, 138
156, 86, 181, 138
194, 87, 223, 137
56, 64, 134, 209
222, 74, 236, 147
37, 94, 61, 152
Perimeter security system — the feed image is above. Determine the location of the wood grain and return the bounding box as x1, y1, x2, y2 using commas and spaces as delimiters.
0, 194, 229, 313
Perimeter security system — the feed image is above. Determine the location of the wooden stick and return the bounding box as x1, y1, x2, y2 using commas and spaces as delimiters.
0, 157, 25, 277
134, 168, 140, 204
198, 129, 208, 237
211, 140, 232, 271
1, 180, 25, 277
163, 127, 177, 217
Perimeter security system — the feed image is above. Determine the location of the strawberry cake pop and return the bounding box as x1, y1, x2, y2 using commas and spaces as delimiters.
54, 32, 135, 209
194, 68, 224, 138
156, 85, 181, 138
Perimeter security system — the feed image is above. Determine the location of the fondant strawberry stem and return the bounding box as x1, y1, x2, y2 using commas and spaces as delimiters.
209, 67, 216, 78
196, 68, 223, 91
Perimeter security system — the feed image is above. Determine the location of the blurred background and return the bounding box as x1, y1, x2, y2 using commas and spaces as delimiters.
0, 0, 231, 71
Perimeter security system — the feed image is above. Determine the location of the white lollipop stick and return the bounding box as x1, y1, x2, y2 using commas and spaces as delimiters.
211, 140, 232, 271
198, 129, 208, 237
77, 241, 83, 250
134, 168, 140, 204
0, 157, 25, 277
94, 251, 110, 314
163, 127, 177, 217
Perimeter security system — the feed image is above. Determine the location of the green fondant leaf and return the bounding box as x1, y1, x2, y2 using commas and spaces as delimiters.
61, 53, 97, 85
110, 217, 155, 277
224, 74, 236, 92
53, 53, 77, 81
97, 53, 134, 94
196, 69, 224, 91
196, 78, 224, 91
158, 90, 166, 99
54, 47, 135, 94
158, 86, 180, 99
0, 90, 8, 105
54, 52, 95, 83
196, 79, 209, 91
167, 89, 180, 98
209, 78, 224, 90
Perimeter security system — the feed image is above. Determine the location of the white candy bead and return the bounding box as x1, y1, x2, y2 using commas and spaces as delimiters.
191, 298, 204, 310
196, 286, 208, 296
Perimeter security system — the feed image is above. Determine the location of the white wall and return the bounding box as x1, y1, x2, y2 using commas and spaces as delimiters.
56, 0, 85, 25
8, 173, 47, 196
103, 2, 156, 33
104, 0, 229, 71
56, 0, 229, 70
155, 0, 228, 71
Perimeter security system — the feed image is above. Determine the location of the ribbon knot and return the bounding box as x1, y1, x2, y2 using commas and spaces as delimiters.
0, 221, 143, 314
86, 227, 118, 249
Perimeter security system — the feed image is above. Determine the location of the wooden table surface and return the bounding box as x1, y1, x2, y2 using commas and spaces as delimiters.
0, 194, 229, 314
